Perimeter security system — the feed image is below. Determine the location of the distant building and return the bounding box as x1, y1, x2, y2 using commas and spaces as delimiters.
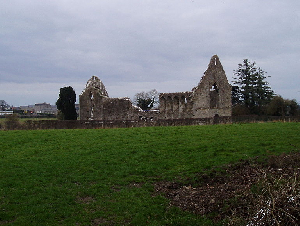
0, 100, 11, 111
19, 103, 57, 115
0, 110, 13, 116
0, 100, 13, 115
18, 105, 35, 114
33, 103, 57, 115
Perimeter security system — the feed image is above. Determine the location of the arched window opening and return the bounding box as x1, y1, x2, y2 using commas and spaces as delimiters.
210, 83, 219, 108
210, 83, 219, 93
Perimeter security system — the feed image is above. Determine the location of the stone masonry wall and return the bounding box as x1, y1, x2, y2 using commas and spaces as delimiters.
79, 55, 231, 122
159, 55, 232, 119
3, 116, 300, 130
1, 116, 232, 130
79, 76, 158, 121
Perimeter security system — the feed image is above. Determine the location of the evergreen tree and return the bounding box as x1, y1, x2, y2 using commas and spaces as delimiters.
231, 85, 240, 106
56, 86, 77, 120
233, 59, 274, 115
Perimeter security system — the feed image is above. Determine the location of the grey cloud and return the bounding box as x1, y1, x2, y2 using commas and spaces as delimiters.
1, 0, 300, 106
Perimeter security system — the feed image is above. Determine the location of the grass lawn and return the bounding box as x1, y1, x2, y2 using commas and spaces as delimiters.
0, 122, 299, 225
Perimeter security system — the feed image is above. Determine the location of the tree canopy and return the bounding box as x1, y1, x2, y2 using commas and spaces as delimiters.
133, 89, 159, 111
233, 59, 274, 115
56, 86, 77, 120
267, 96, 299, 116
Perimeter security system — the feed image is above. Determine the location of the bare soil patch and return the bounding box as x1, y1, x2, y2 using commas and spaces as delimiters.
155, 152, 300, 225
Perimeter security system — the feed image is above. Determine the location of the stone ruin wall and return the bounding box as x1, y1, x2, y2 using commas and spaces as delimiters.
159, 92, 193, 119
79, 55, 232, 123
79, 76, 158, 121
159, 55, 232, 119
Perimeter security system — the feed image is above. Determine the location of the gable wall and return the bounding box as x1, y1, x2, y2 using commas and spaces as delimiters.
159, 55, 232, 119
80, 55, 232, 122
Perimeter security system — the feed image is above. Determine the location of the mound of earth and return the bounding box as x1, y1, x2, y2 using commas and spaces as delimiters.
155, 152, 300, 225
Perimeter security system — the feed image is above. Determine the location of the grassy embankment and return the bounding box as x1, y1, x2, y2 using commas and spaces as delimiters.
0, 122, 299, 225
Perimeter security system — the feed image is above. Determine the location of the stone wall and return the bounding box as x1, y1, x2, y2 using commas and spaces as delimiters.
79, 55, 231, 122
2, 116, 300, 130
159, 55, 232, 119
1, 116, 232, 130
159, 92, 193, 119
79, 76, 159, 121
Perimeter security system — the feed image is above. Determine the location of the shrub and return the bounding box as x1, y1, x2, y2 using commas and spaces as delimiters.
4, 113, 21, 130
246, 171, 300, 225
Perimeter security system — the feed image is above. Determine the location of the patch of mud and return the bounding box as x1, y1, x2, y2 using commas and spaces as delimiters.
76, 196, 96, 204
155, 152, 300, 224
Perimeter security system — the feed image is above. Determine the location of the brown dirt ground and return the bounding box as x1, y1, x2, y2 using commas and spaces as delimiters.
154, 152, 300, 224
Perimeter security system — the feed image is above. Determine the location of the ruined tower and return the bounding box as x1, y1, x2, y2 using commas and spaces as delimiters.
79, 76, 109, 120
79, 76, 147, 121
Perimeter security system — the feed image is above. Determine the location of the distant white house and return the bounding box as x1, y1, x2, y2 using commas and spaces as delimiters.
0, 111, 13, 116
0, 100, 12, 115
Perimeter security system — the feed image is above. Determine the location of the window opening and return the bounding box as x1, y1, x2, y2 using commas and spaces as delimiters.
210, 83, 219, 93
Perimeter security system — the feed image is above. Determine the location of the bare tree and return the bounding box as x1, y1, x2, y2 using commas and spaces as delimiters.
133, 89, 159, 111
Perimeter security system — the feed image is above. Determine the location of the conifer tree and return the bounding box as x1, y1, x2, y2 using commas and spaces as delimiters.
56, 86, 77, 120
233, 59, 274, 115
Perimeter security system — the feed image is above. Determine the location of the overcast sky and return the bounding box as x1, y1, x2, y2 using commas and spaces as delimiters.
1, 0, 299, 106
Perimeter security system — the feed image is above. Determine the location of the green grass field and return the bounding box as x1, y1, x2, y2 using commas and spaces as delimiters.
0, 122, 299, 225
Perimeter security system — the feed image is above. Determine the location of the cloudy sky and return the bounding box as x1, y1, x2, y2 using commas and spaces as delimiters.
1, 0, 299, 106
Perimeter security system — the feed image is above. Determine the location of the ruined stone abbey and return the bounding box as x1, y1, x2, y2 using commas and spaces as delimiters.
79, 55, 232, 123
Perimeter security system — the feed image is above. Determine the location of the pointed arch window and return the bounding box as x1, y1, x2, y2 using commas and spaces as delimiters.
210, 82, 219, 108
210, 82, 219, 93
